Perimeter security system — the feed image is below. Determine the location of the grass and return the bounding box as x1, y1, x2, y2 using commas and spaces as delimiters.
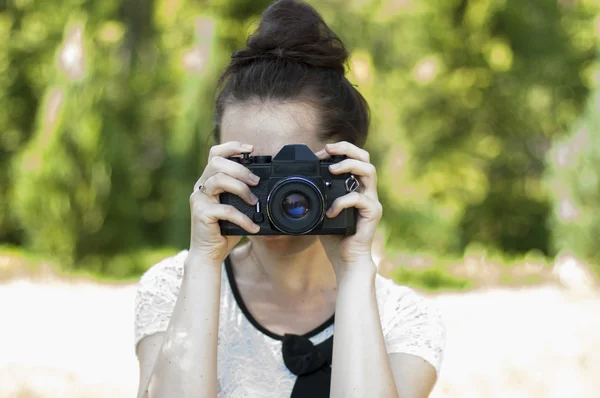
382, 245, 557, 292
392, 266, 473, 292
1, 243, 562, 291
0, 245, 48, 282
0, 244, 180, 284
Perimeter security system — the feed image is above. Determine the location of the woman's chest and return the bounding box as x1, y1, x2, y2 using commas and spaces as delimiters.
240, 288, 337, 336
215, 266, 336, 397
216, 326, 295, 398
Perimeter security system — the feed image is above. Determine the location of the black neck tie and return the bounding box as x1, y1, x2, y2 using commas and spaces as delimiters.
282, 334, 334, 398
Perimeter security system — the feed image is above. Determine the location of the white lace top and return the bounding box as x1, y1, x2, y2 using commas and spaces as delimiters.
134, 250, 445, 397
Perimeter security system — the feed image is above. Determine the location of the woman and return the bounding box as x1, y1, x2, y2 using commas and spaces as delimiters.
134, 1, 445, 397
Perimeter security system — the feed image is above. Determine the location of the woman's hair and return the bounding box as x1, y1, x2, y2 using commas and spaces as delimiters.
213, 0, 370, 147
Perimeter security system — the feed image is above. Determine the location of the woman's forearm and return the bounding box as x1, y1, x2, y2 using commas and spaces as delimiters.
146, 252, 222, 398
330, 261, 399, 398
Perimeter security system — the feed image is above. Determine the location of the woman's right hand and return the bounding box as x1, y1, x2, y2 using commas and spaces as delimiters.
189, 141, 261, 264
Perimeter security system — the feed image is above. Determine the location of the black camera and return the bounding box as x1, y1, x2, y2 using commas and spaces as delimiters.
219, 144, 359, 236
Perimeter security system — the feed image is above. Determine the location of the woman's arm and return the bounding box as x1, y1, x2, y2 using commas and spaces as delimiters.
138, 252, 222, 398
330, 261, 399, 398
137, 141, 263, 397
318, 141, 441, 396
330, 260, 439, 398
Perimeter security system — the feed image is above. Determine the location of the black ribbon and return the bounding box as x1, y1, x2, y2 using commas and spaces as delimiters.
282, 334, 334, 398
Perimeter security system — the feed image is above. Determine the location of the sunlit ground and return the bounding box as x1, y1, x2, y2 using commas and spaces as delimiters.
1, 262, 599, 398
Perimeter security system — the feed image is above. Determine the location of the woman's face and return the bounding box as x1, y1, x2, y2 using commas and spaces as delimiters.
220, 100, 329, 255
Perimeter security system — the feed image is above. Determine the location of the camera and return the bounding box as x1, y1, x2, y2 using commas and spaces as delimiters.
219, 144, 359, 236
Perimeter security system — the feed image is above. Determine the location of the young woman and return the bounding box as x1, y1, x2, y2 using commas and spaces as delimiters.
134, 1, 445, 397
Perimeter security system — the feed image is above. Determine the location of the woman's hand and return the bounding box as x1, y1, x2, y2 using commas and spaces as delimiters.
189, 141, 261, 265
315, 141, 383, 279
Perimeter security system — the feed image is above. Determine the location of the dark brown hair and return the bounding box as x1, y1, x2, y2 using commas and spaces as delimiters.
213, 0, 370, 147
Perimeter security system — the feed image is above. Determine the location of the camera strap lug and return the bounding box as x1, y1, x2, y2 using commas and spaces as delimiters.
345, 175, 360, 193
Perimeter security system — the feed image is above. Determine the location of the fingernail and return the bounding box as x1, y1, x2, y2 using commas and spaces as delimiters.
315, 149, 326, 157
326, 143, 335, 149
329, 164, 339, 170
252, 223, 260, 232
249, 173, 260, 183
326, 208, 333, 217
250, 193, 259, 204
242, 144, 253, 151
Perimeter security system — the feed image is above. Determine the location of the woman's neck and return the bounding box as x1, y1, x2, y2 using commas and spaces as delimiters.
231, 236, 337, 298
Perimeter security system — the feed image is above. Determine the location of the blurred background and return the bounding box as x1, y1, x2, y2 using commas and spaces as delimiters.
1, 0, 600, 397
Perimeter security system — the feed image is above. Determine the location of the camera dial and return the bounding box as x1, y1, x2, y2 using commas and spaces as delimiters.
241, 152, 252, 164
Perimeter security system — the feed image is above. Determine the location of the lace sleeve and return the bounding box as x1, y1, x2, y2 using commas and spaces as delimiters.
133, 250, 187, 354
376, 276, 446, 374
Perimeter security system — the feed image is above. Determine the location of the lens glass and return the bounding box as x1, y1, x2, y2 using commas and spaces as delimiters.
282, 193, 309, 219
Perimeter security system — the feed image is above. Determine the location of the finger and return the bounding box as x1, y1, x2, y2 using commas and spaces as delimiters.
202, 156, 261, 187
324, 141, 370, 163
326, 192, 383, 220
203, 173, 258, 205
315, 148, 329, 160
328, 159, 377, 194
200, 204, 260, 234
208, 141, 254, 161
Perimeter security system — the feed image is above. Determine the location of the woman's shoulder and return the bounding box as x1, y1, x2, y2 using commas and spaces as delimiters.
137, 249, 188, 287
374, 273, 432, 312
134, 250, 189, 348
134, 249, 191, 313
374, 273, 446, 373
374, 273, 444, 334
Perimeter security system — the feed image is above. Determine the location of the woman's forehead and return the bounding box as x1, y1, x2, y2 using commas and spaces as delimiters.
220, 101, 325, 156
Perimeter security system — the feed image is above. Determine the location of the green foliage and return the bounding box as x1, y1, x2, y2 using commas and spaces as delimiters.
0, 0, 93, 244
348, 0, 599, 255
0, 0, 599, 280
9, 5, 183, 275
545, 61, 600, 274
3, 0, 268, 278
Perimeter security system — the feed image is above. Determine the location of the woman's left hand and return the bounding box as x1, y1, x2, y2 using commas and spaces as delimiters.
315, 141, 382, 279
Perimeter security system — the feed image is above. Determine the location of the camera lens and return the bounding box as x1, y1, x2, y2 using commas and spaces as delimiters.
282, 193, 309, 219
266, 177, 325, 235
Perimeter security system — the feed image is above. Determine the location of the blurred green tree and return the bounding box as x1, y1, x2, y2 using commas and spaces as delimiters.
1, 0, 599, 278
546, 57, 600, 273
7, 0, 275, 276
160, 0, 273, 248
9, 3, 181, 276
0, 0, 91, 244
335, 0, 598, 255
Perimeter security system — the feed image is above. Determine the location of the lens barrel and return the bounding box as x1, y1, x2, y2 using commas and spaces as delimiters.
266, 177, 325, 234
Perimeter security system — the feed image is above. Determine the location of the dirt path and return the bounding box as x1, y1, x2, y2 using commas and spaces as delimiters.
1, 279, 598, 398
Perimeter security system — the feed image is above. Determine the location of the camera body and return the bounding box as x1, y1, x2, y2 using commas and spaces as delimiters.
219, 144, 358, 236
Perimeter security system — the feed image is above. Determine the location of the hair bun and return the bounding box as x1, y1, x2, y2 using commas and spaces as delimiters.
231, 0, 348, 75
